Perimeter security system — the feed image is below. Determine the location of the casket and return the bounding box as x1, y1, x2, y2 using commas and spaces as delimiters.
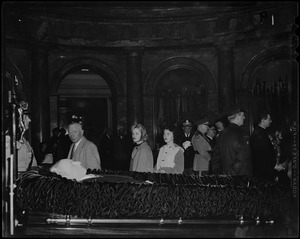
14, 167, 294, 237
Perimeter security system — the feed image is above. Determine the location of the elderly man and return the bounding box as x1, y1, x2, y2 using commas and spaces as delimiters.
67, 122, 101, 170
211, 105, 252, 176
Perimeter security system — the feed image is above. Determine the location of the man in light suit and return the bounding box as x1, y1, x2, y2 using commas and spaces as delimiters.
67, 122, 101, 170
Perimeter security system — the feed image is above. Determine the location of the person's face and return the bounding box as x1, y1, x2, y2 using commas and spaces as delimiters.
215, 121, 224, 132
197, 122, 209, 134
262, 114, 272, 128
53, 159, 86, 181
68, 123, 84, 143
23, 114, 31, 130
132, 128, 142, 143
183, 125, 192, 134
236, 112, 245, 126
207, 126, 217, 137
163, 129, 174, 144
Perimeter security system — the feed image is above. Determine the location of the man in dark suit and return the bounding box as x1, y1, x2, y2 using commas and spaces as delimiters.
211, 105, 252, 176
99, 128, 114, 170
250, 111, 276, 181
206, 125, 217, 149
214, 115, 229, 140
55, 128, 72, 163
178, 119, 195, 175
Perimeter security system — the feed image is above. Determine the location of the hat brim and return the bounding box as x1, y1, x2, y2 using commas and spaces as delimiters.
195, 117, 210, 126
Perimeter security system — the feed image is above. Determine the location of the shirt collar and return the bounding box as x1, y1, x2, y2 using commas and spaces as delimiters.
74, 137, 83, 150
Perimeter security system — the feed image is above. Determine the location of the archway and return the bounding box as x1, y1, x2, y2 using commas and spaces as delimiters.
57, 70, 112, 148
241, 46, 293, 133
145, 57, 216, 148
50, 57, 121, 140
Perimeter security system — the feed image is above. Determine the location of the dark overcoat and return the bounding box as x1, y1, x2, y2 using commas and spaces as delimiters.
211, 123, 252, 176
250, 126, 276, 181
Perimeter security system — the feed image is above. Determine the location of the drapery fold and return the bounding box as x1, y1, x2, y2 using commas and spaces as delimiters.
15, 168, 292, 220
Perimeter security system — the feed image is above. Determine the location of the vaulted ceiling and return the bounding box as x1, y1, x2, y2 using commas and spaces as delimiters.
3, 1, 295, 49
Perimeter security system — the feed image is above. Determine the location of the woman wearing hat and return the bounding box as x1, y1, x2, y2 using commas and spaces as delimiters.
192, 117, 212, 176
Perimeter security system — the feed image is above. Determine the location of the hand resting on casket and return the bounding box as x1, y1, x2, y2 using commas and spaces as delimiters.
50, 158, 101, 182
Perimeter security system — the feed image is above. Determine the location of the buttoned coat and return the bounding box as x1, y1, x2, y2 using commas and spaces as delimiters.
178, 131, 195, 169
129, 141, 154, 172
155, 144, 184, 174
192, 132, 211, 171
67, 136, 101, 170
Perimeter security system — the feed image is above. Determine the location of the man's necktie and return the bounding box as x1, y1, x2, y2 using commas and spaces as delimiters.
70, 144, 75, 159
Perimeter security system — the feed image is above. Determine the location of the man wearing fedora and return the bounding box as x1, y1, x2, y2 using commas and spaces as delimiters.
211, 105, 252, 176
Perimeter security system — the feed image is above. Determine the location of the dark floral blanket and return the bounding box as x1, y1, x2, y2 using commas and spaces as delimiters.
14, 168, 292, 221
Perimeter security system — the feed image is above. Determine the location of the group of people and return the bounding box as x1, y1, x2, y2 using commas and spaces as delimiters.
126, 105, 292, 186
16, 101, 293, 186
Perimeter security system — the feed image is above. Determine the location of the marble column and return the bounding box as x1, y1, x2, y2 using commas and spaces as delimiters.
215, 44, 235, 112
30, 46, 50, 156
126, 49, 144, 131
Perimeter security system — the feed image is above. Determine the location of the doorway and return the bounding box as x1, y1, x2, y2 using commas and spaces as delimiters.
56, 69, 112, 142
58, 97, 109, 141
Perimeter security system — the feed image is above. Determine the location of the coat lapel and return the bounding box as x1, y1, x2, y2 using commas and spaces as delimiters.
73, 136, 87, 160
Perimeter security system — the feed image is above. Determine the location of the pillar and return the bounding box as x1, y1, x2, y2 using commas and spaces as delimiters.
30, 46, 50, 155
126, 48, 144, 131
215, 43, 236, 112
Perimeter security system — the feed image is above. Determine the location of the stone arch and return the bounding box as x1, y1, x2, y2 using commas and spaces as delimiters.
49, 57, 122, 137
241, 46, 292, 90
145, 57, 217, 146
145, 56, 216, 95
240, 46, 293, 133
51, 57, 123, 96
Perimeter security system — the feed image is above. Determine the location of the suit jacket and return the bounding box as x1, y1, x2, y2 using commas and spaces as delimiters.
178, 132, 195, 169
56, 134, 72, 163
250, 126, 276, 181
211, 123, 252, 176
192, 131, 211, 171
67, 136, 101, 170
